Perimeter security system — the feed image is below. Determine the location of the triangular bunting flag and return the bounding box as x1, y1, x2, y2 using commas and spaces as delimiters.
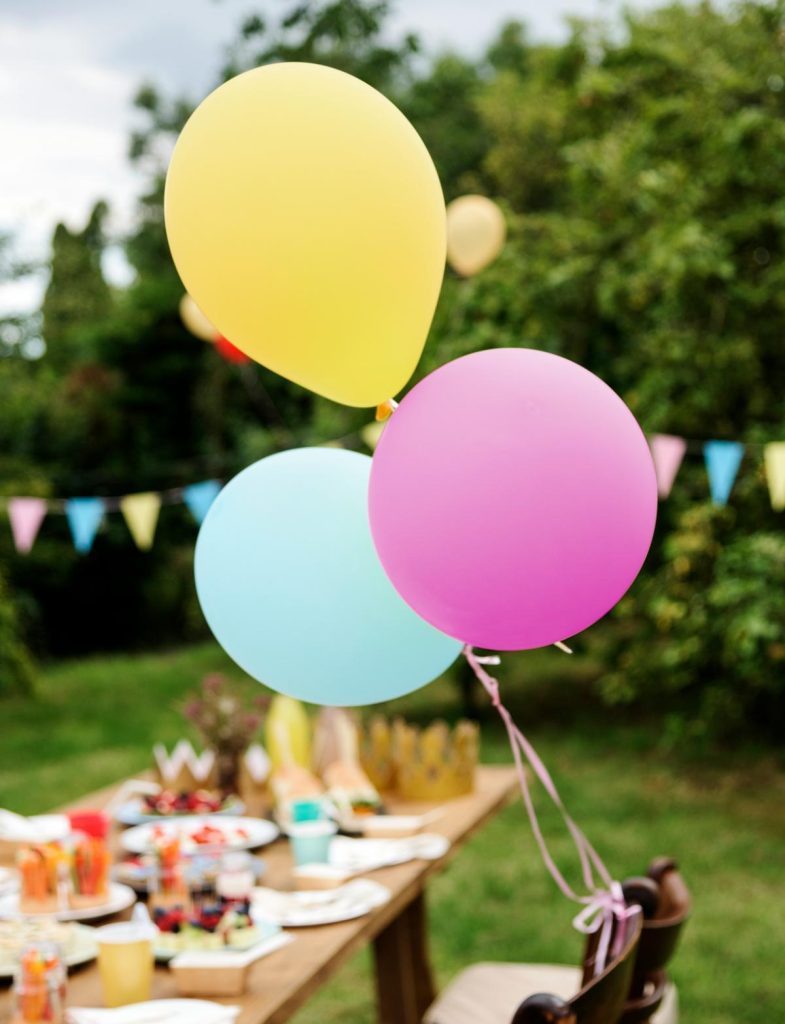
183, 480, 221, 524
8, 497, 48, 554
764, 442, 785, 511
704, 441, 744, 505
65, 497, 105, 554
649, 434, 687, 498
120, 492, 162, 550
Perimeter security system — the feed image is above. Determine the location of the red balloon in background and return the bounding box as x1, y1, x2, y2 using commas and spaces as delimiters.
215, 336, 251, 365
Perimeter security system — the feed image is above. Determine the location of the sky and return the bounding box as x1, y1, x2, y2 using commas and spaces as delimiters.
0, 0, 661, 314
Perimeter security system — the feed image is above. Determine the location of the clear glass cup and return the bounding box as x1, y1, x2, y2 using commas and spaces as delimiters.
13, 942, 66, 1024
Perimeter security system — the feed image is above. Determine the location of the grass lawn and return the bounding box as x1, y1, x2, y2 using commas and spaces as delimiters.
1, 642, 783, 1022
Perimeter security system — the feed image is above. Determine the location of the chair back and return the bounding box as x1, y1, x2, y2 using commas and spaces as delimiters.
620, 857, 691, 1024
512, 908, 643, 1024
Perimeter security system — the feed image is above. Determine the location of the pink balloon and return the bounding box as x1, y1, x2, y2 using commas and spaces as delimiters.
368, 349, 657, 650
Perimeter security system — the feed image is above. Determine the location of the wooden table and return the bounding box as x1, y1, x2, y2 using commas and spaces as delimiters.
1, 766, 517, 1024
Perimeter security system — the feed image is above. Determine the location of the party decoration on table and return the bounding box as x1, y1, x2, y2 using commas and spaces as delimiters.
445, 194, 506, 276
359, 717, 478, 801
183, 480, 222, 525
764, 442, 785, 511
238, 744, 271, 806
649, 433, 687, 499
265, 696, 311, 772
704, 440, 745, 505
195, 448, 462, 704
119, 492, 161, 551
268, 712, 324, 825
214, 337, 251, 366
153, 741, 218, 794
179, 293, 218, 342
65, 497, 105, 555
164, 62, 445, 408
7, 497, 47, 555
369, 348, 657, 650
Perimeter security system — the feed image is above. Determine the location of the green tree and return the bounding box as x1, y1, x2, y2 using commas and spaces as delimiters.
41, 202, 112, 369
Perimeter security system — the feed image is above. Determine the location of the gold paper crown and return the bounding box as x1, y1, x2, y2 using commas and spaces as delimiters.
360, 717, 479, 801
152, 740, 218, 793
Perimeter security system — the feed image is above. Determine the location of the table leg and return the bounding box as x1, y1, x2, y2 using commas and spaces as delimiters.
373, 891, 436, 1024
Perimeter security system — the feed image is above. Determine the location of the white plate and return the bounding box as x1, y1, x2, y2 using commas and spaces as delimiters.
65, 998, 240, 1024
0, 882, 137, 922
0, 812, 70, 844
251, 878, 390, 927
114, 798, 245, 827
120, 816, 279, 855
329, 833, 449, 872
0, 921, 99, 977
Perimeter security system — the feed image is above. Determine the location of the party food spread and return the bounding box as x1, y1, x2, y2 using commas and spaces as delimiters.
141, 790, 229, 817
18, 838, 109, 914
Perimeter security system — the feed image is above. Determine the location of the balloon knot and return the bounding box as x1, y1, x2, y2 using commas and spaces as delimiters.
375, 399, 398, 422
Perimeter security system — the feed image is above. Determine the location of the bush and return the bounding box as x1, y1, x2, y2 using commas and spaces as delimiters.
0, 567, 35, 697
598, 505, 785, 740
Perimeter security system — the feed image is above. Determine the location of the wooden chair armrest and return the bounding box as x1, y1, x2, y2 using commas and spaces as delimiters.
511, 993, 577, 1024
619, 970, 668, 1024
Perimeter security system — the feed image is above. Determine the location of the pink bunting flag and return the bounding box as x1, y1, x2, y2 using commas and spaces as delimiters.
649, 434, 687, 498
8, 497, 48, 554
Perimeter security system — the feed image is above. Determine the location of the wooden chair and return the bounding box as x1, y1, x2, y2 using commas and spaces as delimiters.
616, 858, 691, 1024
423, 859, 689, 1024
423, 906, 642, 1024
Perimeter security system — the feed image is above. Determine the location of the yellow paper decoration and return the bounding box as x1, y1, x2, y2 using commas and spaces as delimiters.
446, 194, 506, 276
764, 442, 785, 511
265, 696, 311, 771
120, 492, 162, 551
165, 63, 446, 408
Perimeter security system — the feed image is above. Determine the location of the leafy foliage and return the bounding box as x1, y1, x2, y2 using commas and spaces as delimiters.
2, 0, 784, 736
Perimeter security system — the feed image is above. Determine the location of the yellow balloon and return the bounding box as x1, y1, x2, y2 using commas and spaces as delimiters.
165, 63, 445, 408
446, 195, 506, 276
179, 293, 218, 342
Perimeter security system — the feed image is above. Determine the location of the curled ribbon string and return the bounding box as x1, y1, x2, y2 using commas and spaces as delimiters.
464, 645, 637, 975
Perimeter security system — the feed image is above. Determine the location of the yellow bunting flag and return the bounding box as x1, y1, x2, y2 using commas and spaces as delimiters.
120, 492, 162, 551
764, 442, 785, 511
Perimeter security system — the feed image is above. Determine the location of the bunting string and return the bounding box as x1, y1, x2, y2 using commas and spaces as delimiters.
2, 428, 785, 554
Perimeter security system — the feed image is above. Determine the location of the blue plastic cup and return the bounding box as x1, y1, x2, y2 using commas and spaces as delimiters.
289, 820, 337, 867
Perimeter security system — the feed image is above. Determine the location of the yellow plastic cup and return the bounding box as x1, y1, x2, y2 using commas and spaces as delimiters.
96, 921, 154, 1007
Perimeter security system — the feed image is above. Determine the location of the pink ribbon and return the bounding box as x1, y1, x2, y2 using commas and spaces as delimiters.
464, 645, 637, 975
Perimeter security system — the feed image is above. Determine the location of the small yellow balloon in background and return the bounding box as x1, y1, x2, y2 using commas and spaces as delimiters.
446, 195, 506, 277
179, 293, 218, 342
165, 63, 446, 408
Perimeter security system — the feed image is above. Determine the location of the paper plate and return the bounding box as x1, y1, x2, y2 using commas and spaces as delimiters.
0, 882, 136, 922
251, 878, 390, 927
114, 797, 245, 827
120, 816, 279, 855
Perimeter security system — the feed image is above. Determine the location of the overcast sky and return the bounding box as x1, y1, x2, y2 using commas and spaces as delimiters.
0, 0, 661, 313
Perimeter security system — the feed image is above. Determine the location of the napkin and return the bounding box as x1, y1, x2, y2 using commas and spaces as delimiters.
328, 833, 450, 872
66, 1001, 240, 1024
0, 810, 70, 842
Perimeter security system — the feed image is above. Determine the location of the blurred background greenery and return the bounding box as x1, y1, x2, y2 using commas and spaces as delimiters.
2, 0, 785, 747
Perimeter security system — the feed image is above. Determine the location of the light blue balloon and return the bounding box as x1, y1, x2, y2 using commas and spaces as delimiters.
194, 448, 461, 706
